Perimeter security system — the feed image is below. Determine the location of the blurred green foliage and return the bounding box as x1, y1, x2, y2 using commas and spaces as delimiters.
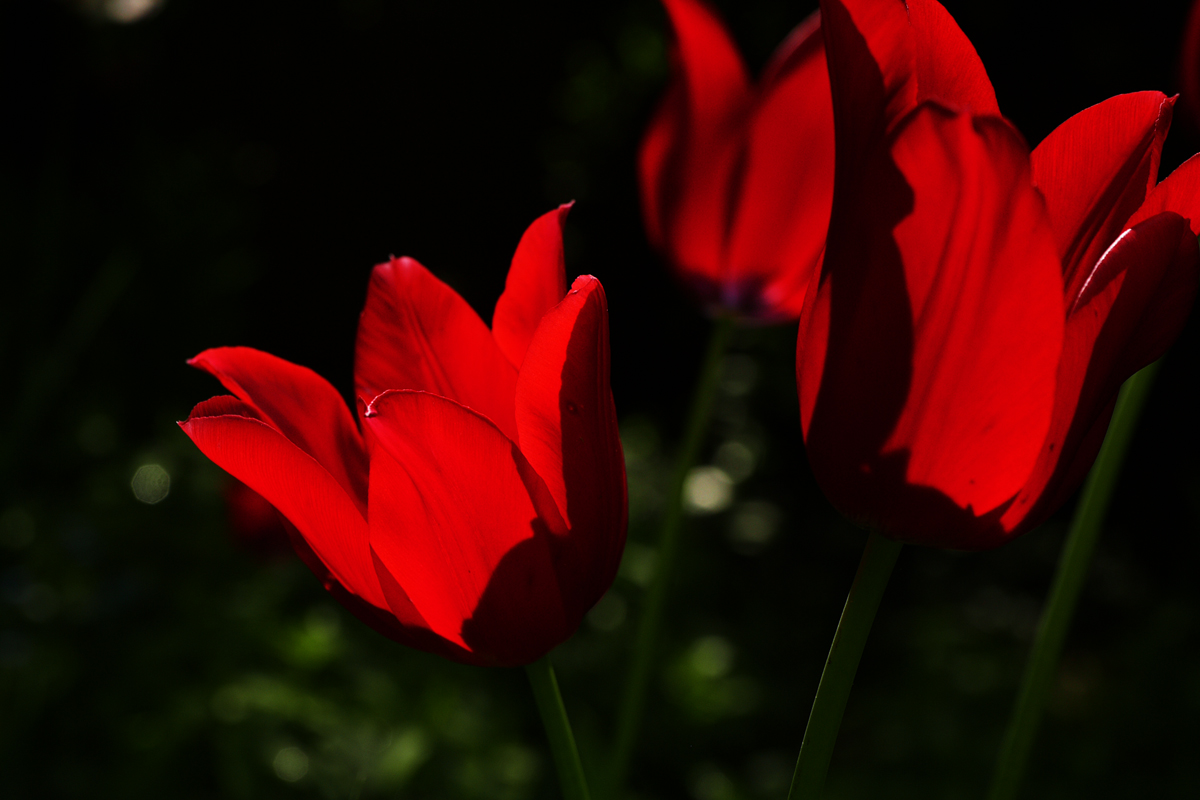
3, 0, 1200, 798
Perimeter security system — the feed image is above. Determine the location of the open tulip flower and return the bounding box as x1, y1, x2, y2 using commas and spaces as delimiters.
798, 0, 1200, 549
639, 0, 835, 322
180, 206, 628, 666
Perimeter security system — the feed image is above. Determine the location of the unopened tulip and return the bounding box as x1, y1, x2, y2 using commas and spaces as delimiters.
639, 0, 833, 321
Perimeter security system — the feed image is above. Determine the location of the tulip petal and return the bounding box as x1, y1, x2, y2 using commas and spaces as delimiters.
354, 257, 519, 441
364, 547, 481, 664
1004, 212, 1199, 533
886, 111, 1063, 521
660, 0, 750, 134
179, 396, 386, 609
492, 204, 571, 370
907, 0, 999, 114
801, 105, 1064, 545
724, 12, 834, 321
1127, 152, 1200, 234
639, 67, 685, 253
514, 276, 627, 621
820, 0, 916, 172
1030, 92, 1173, 294
639, 0, 751, 283
364, 390, 569, 666
269, 517, 462, 660
188, 347, 368, 513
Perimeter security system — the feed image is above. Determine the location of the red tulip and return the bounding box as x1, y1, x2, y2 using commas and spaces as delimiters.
638, 0, 834, 321
797, 0, 1200, 549
180, 206, 628, 666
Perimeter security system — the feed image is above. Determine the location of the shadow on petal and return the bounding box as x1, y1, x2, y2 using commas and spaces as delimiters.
460, 522, 572, 667
861, 450, 1011, 549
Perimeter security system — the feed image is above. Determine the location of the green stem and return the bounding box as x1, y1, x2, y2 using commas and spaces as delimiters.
788, 531, 903, 800
987, 361, 1160, 800
609, 316, 735, 795
526, 657, 591, 800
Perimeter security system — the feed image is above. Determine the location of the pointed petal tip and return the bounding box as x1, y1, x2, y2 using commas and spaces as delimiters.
568, 274, 600, 291
1159, 92, 1177, 130
186, 348, 222, 370
544, 201, 573, 230
371, 254, 423, 275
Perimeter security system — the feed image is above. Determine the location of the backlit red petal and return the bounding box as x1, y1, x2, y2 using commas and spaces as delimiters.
1004, 212, 1199, 532
724, 13, 833, 321
907, 0, 999, 114
1030, 92, 1173, 294
269, 517, 454, 658
820, 0, 916, 173
492, 204, 572, 370
801, 106, 1063, 546
514, 276, 627, 621
354, 257, 520, 441
1127, 152, 1200, 234
179, 398, 386, 609
188, 347, 368, 512
639, 0, 751, 284
364, 390, 569, 666
639, 73, 685, 252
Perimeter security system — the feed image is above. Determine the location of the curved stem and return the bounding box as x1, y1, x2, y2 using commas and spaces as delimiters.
609, 316, 735, 795
526, 656, 591, 800
987, 362, 1160, 800
788, 531, 903, 800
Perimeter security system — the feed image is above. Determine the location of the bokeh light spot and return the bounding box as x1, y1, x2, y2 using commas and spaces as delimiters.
713, 440, 756, 483
618, 543, 658, 587
103, 0, 164, 23
684, 466, 733, 514
493, 743, 539, 785
131, 465, 170, 504
273, 746, 309, 782
586, 590, 627, 632
375, 728, 431, 787
688, 635, 735, 679
728, 501, 781, 555
691, 764, 738, 800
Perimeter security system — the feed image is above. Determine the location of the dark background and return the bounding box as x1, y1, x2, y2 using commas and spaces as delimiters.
2, 0, 1200, 797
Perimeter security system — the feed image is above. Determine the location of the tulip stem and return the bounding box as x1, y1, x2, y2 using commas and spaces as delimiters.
787, 530, 903, 800
986, 361, 1160, 800
526, 656, 591, 800
609, 315, 735, 796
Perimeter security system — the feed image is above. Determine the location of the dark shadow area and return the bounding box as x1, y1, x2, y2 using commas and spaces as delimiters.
803, 0, 919, 535
461, 523, 571, 668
